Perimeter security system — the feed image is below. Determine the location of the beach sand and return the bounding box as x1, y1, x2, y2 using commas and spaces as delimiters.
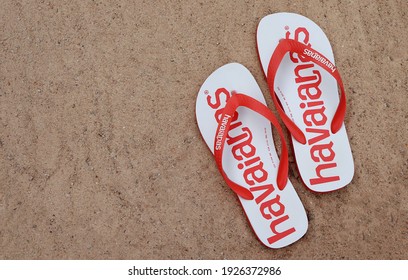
0, 0, 406, 259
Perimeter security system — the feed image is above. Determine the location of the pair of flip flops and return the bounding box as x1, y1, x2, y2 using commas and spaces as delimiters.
195, 13, 354, 248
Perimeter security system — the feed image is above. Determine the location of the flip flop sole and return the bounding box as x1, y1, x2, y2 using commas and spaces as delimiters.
257, 13, 354, 192
196, 63, 307, 248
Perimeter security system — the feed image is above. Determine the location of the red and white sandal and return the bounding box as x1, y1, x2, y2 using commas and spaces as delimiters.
257, 13, 354, 192
196, 63, 307, 248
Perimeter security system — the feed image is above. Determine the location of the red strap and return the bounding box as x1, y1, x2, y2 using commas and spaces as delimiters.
266, 38, 347, 144
213, 92, 289, 200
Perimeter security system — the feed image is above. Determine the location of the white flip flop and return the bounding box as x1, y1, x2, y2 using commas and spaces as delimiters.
257, 12, 354, 192
196, 63, 307, 248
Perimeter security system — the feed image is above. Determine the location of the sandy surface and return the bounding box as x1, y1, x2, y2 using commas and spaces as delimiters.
0, 0, 407, 259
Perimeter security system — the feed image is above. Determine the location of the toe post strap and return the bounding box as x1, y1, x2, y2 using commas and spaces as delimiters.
213, 92, 289, 200
266, 39, 347, 143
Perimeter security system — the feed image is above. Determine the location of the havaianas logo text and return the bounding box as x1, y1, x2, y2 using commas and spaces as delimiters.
303, 49, 336, 74
286, 27, 340, 185
215, 114, 231, 150
206, 88, 296, 245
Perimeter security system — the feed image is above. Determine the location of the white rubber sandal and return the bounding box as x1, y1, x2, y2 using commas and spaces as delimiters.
196, 63, 307, 248
257, 13, 354, 192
